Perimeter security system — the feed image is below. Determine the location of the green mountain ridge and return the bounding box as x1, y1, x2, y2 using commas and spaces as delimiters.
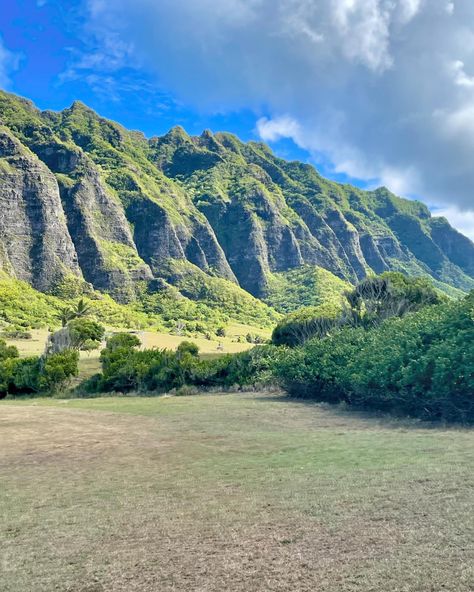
0, 90, 473, 325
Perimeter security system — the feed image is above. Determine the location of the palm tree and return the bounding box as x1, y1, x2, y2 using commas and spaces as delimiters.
59, 299, 91, 327
74, 299, 91, 319
60, 307, 75, 327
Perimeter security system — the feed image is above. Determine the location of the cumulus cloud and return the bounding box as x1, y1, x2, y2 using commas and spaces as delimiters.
0, 37, 20, 89
81, 0, 474, 236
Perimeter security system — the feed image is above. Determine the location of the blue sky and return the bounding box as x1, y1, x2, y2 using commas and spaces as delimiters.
0, 0, 324, 172
1, 0, 474, 239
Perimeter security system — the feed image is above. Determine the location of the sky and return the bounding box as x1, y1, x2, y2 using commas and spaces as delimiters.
1, 0, 474, 240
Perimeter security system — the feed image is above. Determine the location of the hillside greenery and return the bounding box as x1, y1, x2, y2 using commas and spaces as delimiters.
0, 267, 278, 338
264, 265, 350, 313
1, 90, 474, 322
70, 273, 472, 424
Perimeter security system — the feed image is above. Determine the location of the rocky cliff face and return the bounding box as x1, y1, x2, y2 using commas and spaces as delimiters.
0, 127, 82, 292
1, 90, 473, 308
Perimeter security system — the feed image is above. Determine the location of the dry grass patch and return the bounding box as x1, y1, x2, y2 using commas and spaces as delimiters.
1, 394, 473, 591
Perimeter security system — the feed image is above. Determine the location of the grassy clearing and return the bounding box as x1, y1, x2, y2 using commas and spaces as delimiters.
1, 393, 473, 591
5, 327, 265, 382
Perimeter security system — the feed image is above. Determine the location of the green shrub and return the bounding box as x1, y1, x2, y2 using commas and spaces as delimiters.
68, 319, 105, 351
275, 293, 474, 422
194, 345, 284, 388
39, 350, 79, 392
6, 357, 41, 395
0, 339, 19, 361
106, 332, 141, 351
0, 341, 79, 397
176, 341, 200, 358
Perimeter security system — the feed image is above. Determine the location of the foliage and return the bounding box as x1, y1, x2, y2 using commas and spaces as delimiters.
0, 339, 20, 398
193, 345, 284, 388
176, 341, 200, 358
341, 272, 446, 329
272, 302, 341, 347
68, 319, 105, 351
0, 347, 79, 397
39, 350, 79, 392
60, 298, 92, 327
81, 333, 281, 394
275, 293, 474, 422
0, 339, 19, 361
264, 265, 350, 313
97, 336, 199, 393
272, 273, 445, 346
106, 332, 141, 351
0, 274, 153, 330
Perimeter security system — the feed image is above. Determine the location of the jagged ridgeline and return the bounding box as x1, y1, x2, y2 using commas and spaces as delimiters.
0, 90, 473, 327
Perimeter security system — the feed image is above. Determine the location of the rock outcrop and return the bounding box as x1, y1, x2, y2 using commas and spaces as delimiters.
1, 90, 473, 306
0, 127, 82, 292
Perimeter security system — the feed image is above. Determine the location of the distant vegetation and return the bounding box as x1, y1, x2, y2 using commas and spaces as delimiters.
264, 265, 350, 313
1, 269, 472, 422
272, 272, 446, 346
0, 270, 278, 340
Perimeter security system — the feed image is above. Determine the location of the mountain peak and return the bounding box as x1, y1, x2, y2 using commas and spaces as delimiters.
1, 91, 473, 308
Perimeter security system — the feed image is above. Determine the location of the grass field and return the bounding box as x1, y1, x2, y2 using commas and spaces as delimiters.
5, 325, 267, 382
1, 393, 473, 591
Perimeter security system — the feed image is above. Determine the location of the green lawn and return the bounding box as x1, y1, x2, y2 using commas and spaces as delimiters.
1, 393, 473, 591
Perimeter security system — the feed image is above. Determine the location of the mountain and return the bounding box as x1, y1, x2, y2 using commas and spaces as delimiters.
0, 90, 473, 324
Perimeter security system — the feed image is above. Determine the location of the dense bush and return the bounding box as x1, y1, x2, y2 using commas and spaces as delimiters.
94, 333, 199, 393
0, 338, 79, 398
0, 339, 19, 361
68, 318, 105, 351
272, 273, 446, 346
193, 345, 284, 389
275, 293, 474, 422
272, 303, 340, 347
81, 332, 282, 394
39, 350, 79, 392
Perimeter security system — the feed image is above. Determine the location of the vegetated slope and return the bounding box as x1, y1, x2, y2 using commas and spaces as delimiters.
1, 89, 473, 320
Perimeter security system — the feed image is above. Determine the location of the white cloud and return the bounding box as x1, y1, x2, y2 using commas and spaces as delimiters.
450, 59, 474, 87
0, 37, 20, 89
80, 0, 474, 239
256, 116, 303, 144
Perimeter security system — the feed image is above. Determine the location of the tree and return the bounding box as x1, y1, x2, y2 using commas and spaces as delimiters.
60, 298, 92, 327
68, 319, 105, 351
176, 341, 200, 358
106, 332, 141, 351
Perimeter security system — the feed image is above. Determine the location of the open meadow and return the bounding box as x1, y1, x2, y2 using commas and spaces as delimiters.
4, 324, 268, 382
1, 393, 473, 592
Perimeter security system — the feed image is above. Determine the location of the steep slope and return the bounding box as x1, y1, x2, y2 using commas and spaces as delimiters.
0, 126, 82, 291
153, 129, 474, 295
0, 90, 473, 319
